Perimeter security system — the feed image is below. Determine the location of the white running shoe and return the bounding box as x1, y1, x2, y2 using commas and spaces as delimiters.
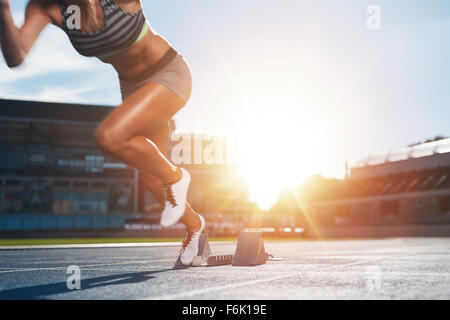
178, 214, 206, 266
160, 168, 191, 227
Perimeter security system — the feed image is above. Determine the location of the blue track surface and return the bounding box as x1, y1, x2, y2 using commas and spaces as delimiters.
0, 238, 449, 300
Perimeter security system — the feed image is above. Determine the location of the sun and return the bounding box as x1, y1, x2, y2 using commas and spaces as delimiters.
234, 111, 317, 210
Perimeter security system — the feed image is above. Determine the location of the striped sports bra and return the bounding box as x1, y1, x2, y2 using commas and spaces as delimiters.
58, 0, 149, 59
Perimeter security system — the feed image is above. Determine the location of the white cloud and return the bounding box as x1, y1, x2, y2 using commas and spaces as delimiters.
0, 86, 93, 104
0, 11, 99, 84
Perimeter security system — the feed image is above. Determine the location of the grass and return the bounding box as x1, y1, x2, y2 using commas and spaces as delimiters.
0, 238, 185, 246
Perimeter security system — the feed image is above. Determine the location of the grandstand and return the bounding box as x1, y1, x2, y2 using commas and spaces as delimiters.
0, 99, 251, 234
304, 139, 450, 230
3, 98, 447, 237
0, 99, 141, 232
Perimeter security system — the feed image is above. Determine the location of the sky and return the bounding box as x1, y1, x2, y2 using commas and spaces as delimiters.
1, 0, 450, 181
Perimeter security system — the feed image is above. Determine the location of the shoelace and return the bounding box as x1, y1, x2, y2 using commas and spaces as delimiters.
181, 231, 194, 251
163, 184, 178, 208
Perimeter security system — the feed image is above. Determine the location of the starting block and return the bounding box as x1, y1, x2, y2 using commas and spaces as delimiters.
232, 231, 270, 266
174, 231, 281, 269
191, 234, 234, 267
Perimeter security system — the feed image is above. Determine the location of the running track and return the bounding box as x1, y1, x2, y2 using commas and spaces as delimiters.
0, 238, 449, 299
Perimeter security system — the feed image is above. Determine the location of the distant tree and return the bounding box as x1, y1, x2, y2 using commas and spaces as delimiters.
296, 174, 341, 202
408, 135, 448, 147
424, 135, 448, 143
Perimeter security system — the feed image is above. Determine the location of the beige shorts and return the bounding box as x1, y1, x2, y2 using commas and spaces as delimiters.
119, 52, 192, 103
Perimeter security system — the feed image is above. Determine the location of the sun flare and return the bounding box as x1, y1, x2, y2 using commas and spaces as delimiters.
234, 112, 318, 210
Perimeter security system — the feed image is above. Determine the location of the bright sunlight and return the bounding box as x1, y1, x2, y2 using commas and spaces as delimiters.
234, 111, 319, 210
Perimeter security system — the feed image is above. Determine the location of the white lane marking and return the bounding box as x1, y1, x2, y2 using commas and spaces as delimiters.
75, 268, 170, 271
0, 241, 232, 250
0, 259, 174, 274
62, 269, 450, 277
297, 271, 450, 277
145, 259, 384, 300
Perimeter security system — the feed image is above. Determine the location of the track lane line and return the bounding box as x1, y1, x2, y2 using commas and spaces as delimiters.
0, 259, 175, 274
145, 259, 384, 300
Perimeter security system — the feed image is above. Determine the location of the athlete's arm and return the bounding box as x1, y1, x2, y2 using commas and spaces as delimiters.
0, 0, 51, 68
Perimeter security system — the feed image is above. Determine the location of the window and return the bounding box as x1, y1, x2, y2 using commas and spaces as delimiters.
440, 196, 450, 213
74, 181, 89, 188
54, 148, 104, 173
92, 182, 106, 188
0, 144, 25, 170
54, 181, 71, 187
53, 192, 108, 214
381, 200, 398, 215
26, 144, 51, 166
5, 179, 21, 186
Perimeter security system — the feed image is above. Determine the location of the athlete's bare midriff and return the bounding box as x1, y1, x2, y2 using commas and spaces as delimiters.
99, 32, 172, 78
46, 0, 171, 79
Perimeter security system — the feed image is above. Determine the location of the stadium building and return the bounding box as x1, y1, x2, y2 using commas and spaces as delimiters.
0, 99, 250, 233
4, 98, 446, 237
303, 139, 450, 237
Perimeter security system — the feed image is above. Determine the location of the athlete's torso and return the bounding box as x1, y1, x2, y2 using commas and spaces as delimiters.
44, 0, 172, 78
58, 0, 147, 59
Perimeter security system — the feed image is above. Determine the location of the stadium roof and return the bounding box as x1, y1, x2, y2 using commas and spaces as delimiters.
0, 98, 113, 123
352, 138, 450, 168
351, 138, 450, 178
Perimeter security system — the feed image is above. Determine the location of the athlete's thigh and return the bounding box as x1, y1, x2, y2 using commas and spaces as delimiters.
98, 81, 185, 145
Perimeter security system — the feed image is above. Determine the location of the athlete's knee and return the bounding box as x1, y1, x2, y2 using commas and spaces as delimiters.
95, 125, 122, 155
